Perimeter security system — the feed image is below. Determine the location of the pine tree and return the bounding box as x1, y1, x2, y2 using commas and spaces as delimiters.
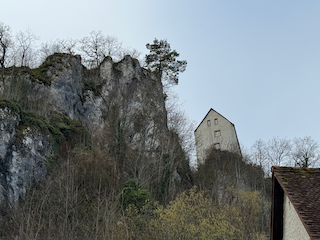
145, 39, 187, 85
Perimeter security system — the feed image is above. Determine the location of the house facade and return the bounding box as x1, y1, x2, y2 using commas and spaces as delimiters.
282, 194, 310, 239
271, 167, 320, 240
194, 108, 241, 164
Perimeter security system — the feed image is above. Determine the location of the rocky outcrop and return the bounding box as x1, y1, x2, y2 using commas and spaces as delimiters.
0, 53, 169, 206
0, 107, 52, 206
26, 54, 166, 129
27, 54, 85, 121
27, 54, 167, 142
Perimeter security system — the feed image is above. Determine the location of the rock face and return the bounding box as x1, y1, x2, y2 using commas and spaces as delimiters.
0, 107, 52, 206
28, 54, 167, 139
0, 53, 169, 206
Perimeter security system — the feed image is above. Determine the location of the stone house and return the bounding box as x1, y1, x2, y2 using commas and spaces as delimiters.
270, 166, 320, 240
194, 108, 241, 164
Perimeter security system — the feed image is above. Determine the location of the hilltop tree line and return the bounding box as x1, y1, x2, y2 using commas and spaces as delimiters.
245, 136, 320, 176
0, 23, 187, 88
0, 22, 141, 69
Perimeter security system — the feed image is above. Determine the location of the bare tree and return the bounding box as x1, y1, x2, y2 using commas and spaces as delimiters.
40, 38, 78, 62
15, 29, 39, 67
266, 137, 292, 167
165, 92, 196, 162
40, 40, 63, 61
0, 22, 13, 68
79, 31, 105, 68
120, 47, 141, 60
57, 38, 78, 55
251, 140, 268, 166
104, 35, 122, 58
79, 31, 123, 68
292, 136, 320, 167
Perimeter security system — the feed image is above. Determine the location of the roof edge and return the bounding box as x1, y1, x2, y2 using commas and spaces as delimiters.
272, 168, 314, 239
194, 108, 235, 133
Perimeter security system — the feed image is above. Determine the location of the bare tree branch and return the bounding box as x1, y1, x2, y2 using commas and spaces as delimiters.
266, 137, 292, 167
15, 29, 39, 67
292, 136, 320, 167
0, 22, 13, 68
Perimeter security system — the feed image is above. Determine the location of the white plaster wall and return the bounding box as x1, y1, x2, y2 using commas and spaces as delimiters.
283, 194, 310, 240
195, 110, 240, 164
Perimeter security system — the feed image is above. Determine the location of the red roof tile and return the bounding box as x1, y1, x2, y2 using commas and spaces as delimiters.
273, 166, 320, 239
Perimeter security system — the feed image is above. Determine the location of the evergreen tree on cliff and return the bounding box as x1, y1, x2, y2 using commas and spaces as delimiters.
145, 39, 187, 86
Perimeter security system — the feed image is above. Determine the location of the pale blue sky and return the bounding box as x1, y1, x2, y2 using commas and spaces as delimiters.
3, 0, 320, 148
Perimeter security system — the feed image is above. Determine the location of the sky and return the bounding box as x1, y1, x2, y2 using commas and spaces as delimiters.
3, 0, 320, 150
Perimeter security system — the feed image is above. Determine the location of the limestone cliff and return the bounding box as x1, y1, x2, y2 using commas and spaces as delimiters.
0, 106, 52, 206
26, 53, 167, 145
0, 54, 186, 207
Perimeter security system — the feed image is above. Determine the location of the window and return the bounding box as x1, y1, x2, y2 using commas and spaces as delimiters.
207, 120, 211, 126
214, 130, 221, 137
214, 118, 218, 125
214, 143, 220, 149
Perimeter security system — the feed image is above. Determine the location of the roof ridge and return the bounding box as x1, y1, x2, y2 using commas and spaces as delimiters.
273, 166, 320, 172
194, 108, 234, 133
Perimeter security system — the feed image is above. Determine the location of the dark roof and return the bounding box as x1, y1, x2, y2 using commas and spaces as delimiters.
273, 166, 320, 239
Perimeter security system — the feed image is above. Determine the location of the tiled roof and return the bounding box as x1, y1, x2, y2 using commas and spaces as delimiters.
273, 166, 320, 239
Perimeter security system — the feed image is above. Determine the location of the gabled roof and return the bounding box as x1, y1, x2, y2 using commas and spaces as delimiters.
194, 108, 235, 133
272, 166, 320, 239
194, 108, 241, 154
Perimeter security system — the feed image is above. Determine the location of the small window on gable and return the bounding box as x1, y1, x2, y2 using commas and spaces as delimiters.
214, 118, 218, 125
214, 143, 220, 149
207, 120, 211, 126
214, 130, 221, 137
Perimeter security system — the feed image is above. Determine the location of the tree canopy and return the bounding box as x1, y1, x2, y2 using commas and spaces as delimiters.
145, 38, 187, 86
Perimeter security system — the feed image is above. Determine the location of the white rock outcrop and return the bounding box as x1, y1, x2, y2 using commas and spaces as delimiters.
0, 107, 52, 206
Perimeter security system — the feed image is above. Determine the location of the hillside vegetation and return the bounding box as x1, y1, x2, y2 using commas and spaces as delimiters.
0, 78, 269, 239
0, 22, 270, 239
